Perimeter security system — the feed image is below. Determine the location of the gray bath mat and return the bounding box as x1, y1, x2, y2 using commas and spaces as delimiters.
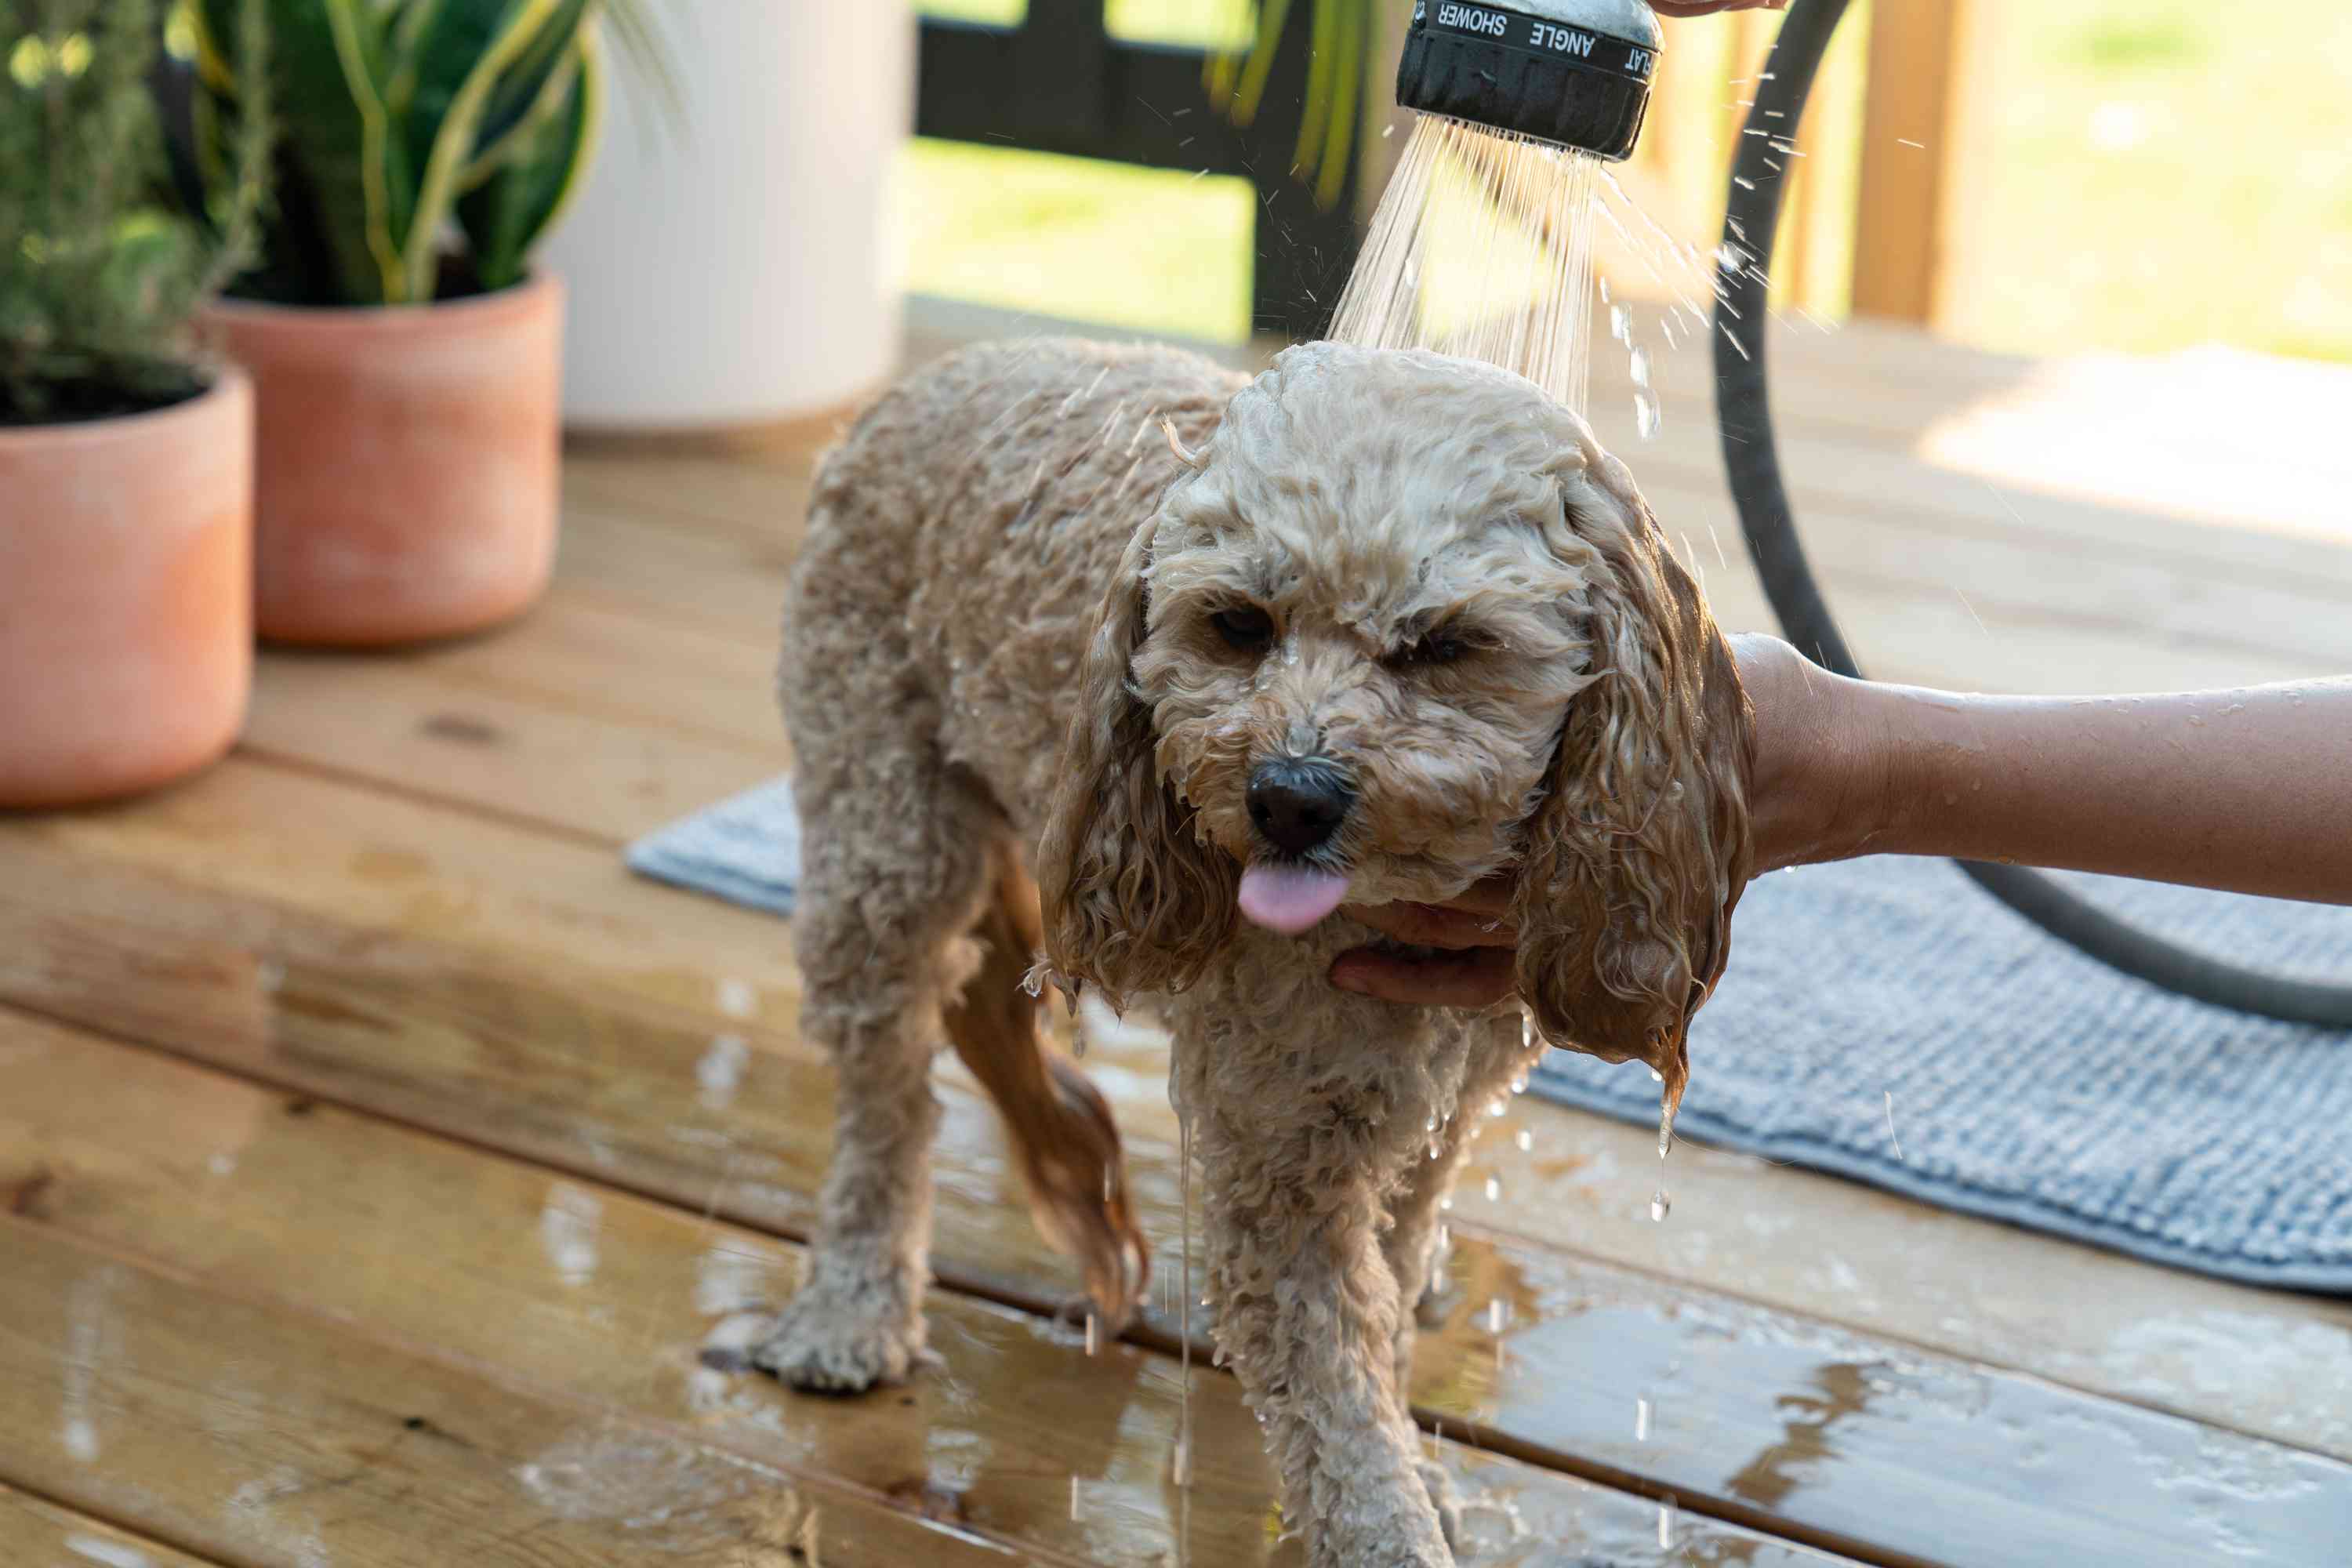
628, 780, 2352, 1290
1536, 858, 2352, 1290
626, 776, 803, 917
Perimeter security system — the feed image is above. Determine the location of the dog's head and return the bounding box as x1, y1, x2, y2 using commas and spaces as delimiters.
1036, 343, 1751, 1095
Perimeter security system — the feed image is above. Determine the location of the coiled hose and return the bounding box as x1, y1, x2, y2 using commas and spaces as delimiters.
1711, 0, 2352, 1025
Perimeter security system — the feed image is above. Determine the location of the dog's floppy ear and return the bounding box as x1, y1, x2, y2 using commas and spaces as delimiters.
1036, 518, 1237, 1011
1514, 475, 1755, 1110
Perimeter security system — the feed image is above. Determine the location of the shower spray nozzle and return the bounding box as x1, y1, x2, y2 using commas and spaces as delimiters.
1395, 0, 1664, 162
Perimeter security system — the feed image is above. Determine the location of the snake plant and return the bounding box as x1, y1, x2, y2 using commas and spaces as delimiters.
187, 0, 665, 306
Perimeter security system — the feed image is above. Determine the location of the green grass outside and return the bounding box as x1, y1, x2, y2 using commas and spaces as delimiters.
898, 139, 1258, 343
1961, 0, 2352, 361
899, 0, 1260, 341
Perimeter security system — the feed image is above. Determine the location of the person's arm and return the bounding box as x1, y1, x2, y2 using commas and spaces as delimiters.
1330, 636, 2352, 1006
1747, 639, 2352, 898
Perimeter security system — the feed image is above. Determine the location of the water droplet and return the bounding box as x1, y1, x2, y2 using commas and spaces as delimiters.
1484, 1175, 1501, 1203
1610, 304, 1632, 344
1486, 1298, 1512, 1334
1650, 1189, 1672, 1222
1428, 1139, 1443, 1162
1635, 1397, 1653, 1442
1486, 1098, 1507, 1120
1510, 1072, 1530, 1094
1425, 1113, 1439, 1134
1085, 1313, 1099, 1356
1439, 1196, 1454, 1213
1635, 390, 1661, 441
1629, 347, 1651, 387
1658, 1500, 1675, 1548
1514, 1129, 1532, 1152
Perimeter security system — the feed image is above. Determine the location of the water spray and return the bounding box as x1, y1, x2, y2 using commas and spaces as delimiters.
1330, 2, 1668, 412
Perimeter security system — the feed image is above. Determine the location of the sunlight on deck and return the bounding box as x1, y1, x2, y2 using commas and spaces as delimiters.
1916, 347, 2352, 546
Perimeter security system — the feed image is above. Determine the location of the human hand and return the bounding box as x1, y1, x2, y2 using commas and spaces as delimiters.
1327, 874, 1519, 1007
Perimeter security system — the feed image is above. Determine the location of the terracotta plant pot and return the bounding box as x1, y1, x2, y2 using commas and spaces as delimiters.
204, 274, 563, 645
0, 369, 255, 808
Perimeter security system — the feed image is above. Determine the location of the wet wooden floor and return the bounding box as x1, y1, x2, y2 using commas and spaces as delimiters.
5, 298, 2351, 1566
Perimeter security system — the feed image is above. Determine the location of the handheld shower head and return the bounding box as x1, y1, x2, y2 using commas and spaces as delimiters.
1395, 0, 1664, 162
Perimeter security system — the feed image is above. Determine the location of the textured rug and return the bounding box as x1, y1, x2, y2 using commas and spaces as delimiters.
630, 779, 2352, 1290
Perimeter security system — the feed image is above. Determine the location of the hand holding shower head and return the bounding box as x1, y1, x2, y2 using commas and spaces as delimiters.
1395, 0, 1665, 162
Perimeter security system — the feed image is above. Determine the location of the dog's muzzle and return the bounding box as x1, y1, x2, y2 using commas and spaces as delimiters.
1247, 757, 1356, 855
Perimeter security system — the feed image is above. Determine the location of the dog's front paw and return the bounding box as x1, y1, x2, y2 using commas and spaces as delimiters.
739, 1287, 931, 1394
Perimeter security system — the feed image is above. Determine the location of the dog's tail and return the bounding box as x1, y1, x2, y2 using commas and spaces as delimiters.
946, 846, 1151, 1332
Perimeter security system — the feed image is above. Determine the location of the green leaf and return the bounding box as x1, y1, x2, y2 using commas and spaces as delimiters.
454, 24, 600, 290
201, 0, 408, 302
468, 0, 592, 156
390, 0, 564, 298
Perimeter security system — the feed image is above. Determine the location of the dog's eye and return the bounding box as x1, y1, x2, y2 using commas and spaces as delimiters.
1210, 607, 1275, 652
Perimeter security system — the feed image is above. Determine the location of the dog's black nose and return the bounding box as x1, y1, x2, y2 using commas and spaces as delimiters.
1247, 758, 1355, 855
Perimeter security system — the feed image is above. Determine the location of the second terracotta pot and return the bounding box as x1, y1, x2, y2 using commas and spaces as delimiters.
205, 273, 563, 646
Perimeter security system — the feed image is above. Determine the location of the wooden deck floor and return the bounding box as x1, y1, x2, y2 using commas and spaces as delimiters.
5, 299, 2351, 1567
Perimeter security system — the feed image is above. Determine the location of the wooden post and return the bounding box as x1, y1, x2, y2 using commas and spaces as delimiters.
1850, 0, 1986, 326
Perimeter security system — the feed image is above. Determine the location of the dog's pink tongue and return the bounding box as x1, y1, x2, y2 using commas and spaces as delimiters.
1238, 864, 1352, 935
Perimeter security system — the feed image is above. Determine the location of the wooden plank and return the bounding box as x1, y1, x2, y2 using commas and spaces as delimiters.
556, 498, 796, 638
244, 651, 781, 846
0, 1482, 221, 1568
6, 810, 2352, 1564
0, 1011, 1861, 1568
1849, 0, 1985, 325
1, 760, 809, 1029
564, 445, 823, 546
0, 1215, 1026, 1568
1449, 1095, 2352, 1465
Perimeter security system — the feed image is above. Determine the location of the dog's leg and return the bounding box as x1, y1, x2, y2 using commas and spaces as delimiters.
1381, 1014, 1534, 1550
749, 764, 999, 1393
940, 849, 1149, 1330
1193, 1102, 1455, 1568
1375, 1137, 1470, 1556
1386, 1014, 1536, 1356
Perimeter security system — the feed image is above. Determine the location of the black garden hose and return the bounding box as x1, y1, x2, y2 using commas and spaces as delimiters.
1711, 0, 2352, 1026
